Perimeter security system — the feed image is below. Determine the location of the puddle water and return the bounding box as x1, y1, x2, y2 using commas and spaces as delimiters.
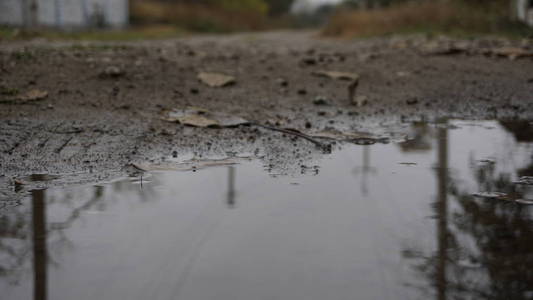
1, 120, 533, 300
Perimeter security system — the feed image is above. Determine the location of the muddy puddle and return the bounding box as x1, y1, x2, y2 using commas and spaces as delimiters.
1, 120, 533, 300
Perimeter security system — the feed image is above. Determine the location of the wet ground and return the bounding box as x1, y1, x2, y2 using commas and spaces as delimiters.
1, 32, 533, 184
1, 120, 533, 300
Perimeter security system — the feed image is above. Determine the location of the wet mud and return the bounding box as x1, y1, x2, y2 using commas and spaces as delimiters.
1, 32, 533, 189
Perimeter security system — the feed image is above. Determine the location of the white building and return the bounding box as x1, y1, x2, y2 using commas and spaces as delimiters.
0, 0, 128, 29
516, 0, 533, 27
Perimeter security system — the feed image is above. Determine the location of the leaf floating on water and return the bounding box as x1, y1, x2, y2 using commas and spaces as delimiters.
472, 192, 511, 201
1, 89, 48, 104
515, 199, 533, 205
312, 70, 359, 82
307, 129, 388, 145
198, 72, 236, 87
163, 107, 249, 128
513, 176, 533, 185
132, 158, 243, 172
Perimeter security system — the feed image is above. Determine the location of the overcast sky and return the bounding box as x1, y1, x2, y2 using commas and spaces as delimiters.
292, 0, 344, 13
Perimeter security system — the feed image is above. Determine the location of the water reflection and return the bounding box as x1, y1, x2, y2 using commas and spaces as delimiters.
31, 177, 47, 300
435, 125, 448, 300
227, 167, 236, 208
405, 121, 533, 300
0, 120, 532, 300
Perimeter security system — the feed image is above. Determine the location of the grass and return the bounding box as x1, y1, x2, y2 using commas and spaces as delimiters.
0, 25, 186, 41
130, 0, 268, 32
0, 0, 273, 41
323, 1, 533, 39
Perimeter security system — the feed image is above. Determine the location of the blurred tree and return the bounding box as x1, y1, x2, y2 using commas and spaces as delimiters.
264, 0, 296, 16
164, 0, 268, 14
210, 0, 268, 14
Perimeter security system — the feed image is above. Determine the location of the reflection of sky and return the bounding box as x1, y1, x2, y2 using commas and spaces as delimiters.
1, 121, 533, 300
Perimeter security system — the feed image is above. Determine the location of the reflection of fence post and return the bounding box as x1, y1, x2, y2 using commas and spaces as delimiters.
31, 177, 47, 300
227, 167, 236, 208
436, 125, 448, 300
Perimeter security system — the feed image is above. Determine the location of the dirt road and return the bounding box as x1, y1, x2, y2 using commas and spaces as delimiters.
1, 31, 533, 190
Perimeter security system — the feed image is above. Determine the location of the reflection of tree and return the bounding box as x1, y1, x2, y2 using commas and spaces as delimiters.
405, 122, 533, 300
500, 121, 533, 143
0, 205, 31, 283
0, 173, 160, 290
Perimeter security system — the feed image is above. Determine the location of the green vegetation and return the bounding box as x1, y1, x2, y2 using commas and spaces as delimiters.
11, 50, 35, 61
0, 0, 297, 41
0, 25, 185, 41
0, 86, 19, 96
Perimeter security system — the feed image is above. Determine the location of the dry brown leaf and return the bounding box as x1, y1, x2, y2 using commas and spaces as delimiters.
177, 114, 219, 127
132, 158, 241, 172
198, 72, 236, 87
490, 47, 533, 59
312, 70, 359, 81
163, 107, 249, 128
1, 89, 48, 104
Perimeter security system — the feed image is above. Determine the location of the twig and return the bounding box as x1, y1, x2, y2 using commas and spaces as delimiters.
55, 136, 74, 154
251, 123, 331, 152
348, 80, 359, 104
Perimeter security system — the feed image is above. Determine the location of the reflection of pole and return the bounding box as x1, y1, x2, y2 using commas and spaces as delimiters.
436, 126, 448, 300
361, 146, 370, 196
353, 146, 377, 196
227, 167, 236, 208
31, 175, 47, 300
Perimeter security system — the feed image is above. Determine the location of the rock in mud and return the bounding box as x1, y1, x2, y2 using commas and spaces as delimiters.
312, 70, 360, 82
100, 66, 124, 78
352, 95, 368, 107
197, 72, 236, 87
313, 96, 329, 106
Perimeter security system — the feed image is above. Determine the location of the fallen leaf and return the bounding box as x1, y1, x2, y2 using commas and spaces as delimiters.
490, 47, 533, 59
198, 72, 236, 87
177, 114, 219, 127
0, 89, 48, 104
307, 129, 388, 144
514, 176, 533, 185
312, 70, 359, 81
396, 71, 411, 77
163, 107, 249, 128
472, 192, 511, 201
515, 199, 533, 205
132, 158, 244, 172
